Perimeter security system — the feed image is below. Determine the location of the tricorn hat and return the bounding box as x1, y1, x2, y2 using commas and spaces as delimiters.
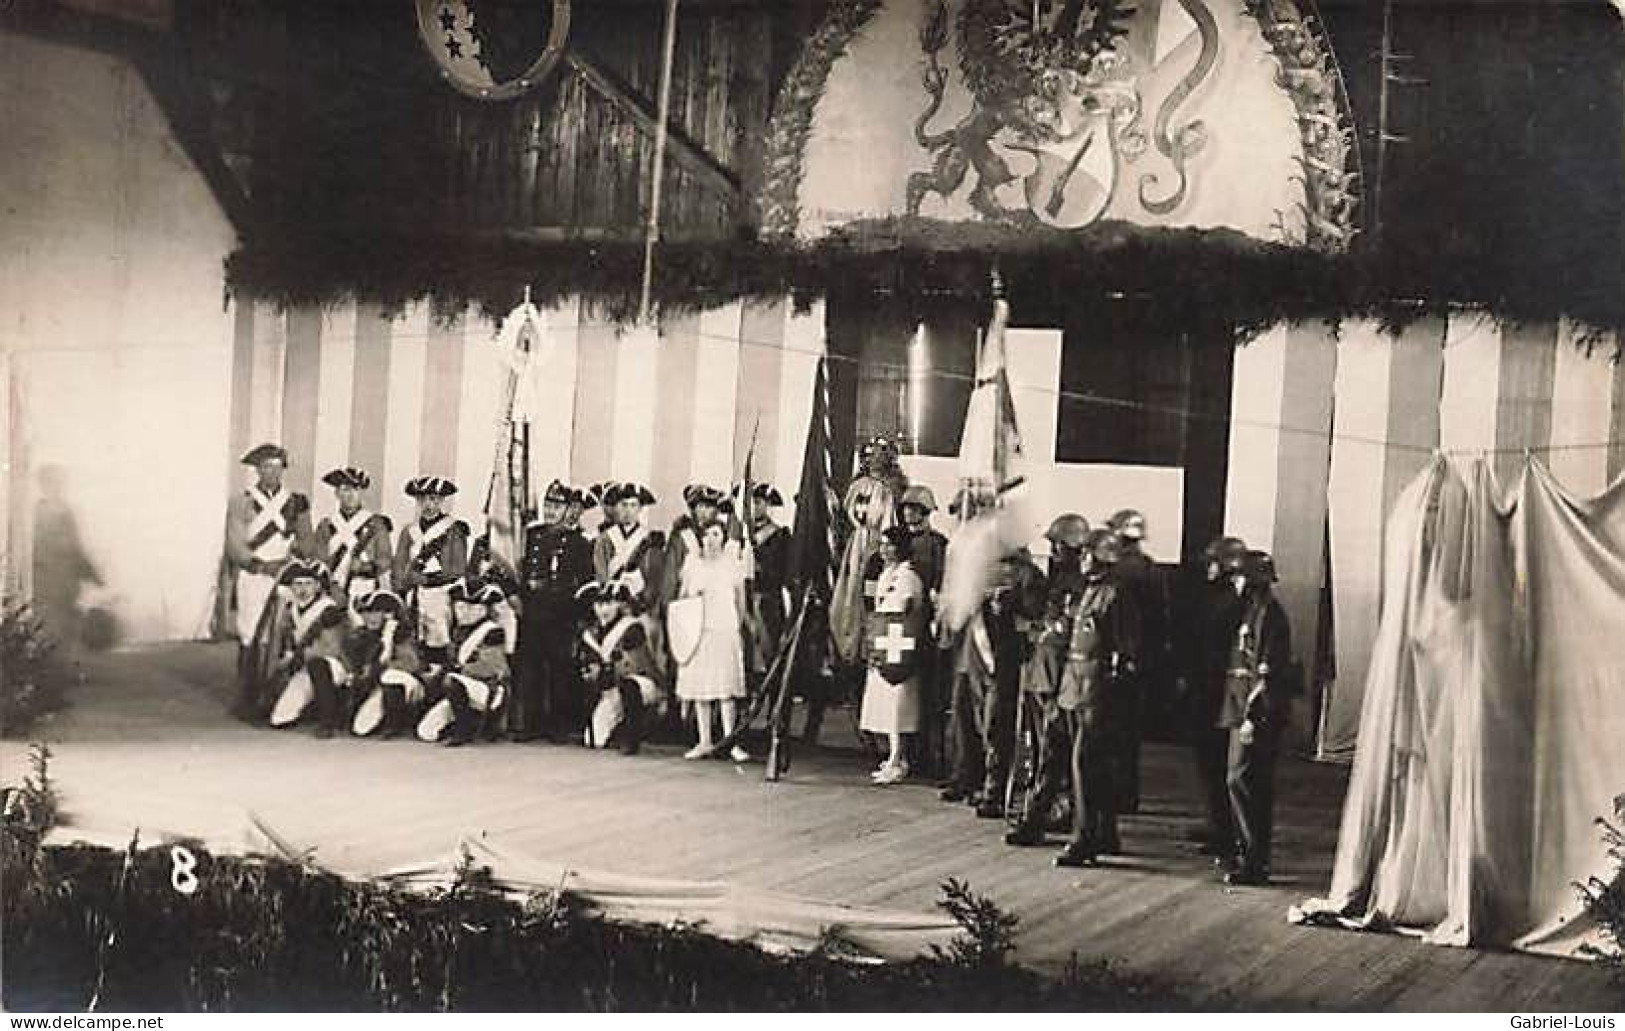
278, 558, 331, 587
574, 578, 634, 604
321, 466, 371, 490
543, 479, 574, 505
405, 476, 458, 498
604, 481, 657, 507
682, 483, 725, 509
240, 443, 288, 467
356, 589, 405, 618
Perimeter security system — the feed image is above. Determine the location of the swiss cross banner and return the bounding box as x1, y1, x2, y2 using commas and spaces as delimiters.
867, 610, 926, 686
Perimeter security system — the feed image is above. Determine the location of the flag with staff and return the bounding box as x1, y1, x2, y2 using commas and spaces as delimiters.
939, 292, 1031, 633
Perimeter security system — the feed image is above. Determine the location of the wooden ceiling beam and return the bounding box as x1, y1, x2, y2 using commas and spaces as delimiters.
563, 50, 742, 203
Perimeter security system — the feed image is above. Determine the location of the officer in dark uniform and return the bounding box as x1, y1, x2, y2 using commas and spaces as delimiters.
1105, 508, 1164, 814
1180, 536, 1249, 856
513, 480, 595, 741
1220, 550, 1295, 885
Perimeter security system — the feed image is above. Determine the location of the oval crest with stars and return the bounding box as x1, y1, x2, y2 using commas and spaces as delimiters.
415, 0, 571, 101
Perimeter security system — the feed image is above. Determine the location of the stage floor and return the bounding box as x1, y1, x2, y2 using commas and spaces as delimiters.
3, 643, 1618, 1011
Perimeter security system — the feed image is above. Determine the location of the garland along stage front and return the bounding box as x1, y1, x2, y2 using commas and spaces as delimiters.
220, 0, 1625, 336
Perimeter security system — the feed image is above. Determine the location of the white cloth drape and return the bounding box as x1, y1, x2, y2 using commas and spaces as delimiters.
1294, 456, 1625, 958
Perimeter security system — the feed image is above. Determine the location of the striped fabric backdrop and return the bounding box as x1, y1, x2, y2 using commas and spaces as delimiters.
226, 296, 831, 541
1225, 314, 1625, 755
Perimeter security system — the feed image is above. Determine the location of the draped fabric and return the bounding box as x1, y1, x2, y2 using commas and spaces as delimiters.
1294, 456, 1625, 958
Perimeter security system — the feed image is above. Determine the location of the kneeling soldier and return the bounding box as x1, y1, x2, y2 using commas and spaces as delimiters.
417, 578, 514, 746
348, 590, 428, 738
267, 559, 352, 737
577, 579, 660, 755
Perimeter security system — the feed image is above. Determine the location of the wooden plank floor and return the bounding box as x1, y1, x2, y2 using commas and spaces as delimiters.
3, 643, 1619, 1011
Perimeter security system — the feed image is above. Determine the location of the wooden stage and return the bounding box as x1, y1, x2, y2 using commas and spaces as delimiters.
3, 643, 1619, 1012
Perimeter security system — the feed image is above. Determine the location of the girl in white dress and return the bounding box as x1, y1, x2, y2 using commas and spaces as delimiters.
860, 527, 925, 784
675, 520, 750, 761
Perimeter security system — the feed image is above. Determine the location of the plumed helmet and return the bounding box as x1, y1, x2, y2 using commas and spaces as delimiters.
1045, 513, 1091, 548
859, 435, 899, 463
1085, 528, 1123, 565
900, 484, 938, 512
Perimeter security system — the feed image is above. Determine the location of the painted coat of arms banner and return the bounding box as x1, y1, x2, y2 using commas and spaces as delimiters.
760, 0, 1358, 250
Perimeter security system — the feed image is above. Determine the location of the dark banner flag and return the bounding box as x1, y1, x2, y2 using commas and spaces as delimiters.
788, 356, 838, 599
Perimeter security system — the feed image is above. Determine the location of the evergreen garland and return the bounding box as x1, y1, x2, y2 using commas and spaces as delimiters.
224, 216, 1625, 343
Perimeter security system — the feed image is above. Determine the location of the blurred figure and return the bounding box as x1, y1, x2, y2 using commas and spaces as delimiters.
393, 476, 469, 667
1105, 508, 1165, 814
32, 464, 102, 652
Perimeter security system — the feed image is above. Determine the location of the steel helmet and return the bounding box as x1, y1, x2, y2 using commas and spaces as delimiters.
1045, 513, 1091, 549
1242, 549, 1278, 584
900, 484, 938, 512
1108, 508, 1147, 541
1085, 527, 1123, 565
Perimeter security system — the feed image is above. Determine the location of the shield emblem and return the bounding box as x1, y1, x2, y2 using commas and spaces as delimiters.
667, 596, 706, 666
868, 611, 923, 686
415, 0, 572, 102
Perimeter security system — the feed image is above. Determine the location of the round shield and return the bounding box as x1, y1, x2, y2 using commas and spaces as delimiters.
666, 595, 706, 667
416, 0, 571, 102
867, 611, 923, 686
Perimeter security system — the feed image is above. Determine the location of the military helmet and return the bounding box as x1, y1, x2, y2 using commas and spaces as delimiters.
1085, 527, 1123, 565
1242, 549, 1278, 584
1045, 513, 1091, 548
1203, 535, 1247, 564
899, 484, 938, 512
1107, 508, 1147, 541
